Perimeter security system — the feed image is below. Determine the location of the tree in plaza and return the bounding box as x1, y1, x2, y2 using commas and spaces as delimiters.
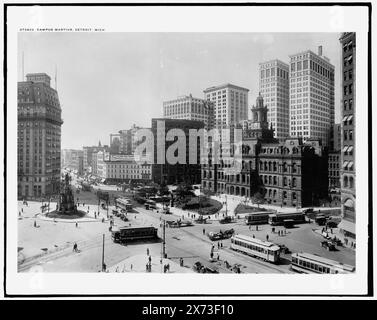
250, 169, 266, 208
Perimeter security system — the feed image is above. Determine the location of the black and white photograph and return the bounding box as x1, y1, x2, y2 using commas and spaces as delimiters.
2, 2, 372, 298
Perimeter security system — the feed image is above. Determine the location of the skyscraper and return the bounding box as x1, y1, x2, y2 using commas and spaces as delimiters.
339, 32, 356, 243
259, 59, 290, 139
203, 83, 249, 129
151, 118, 204, 185
163, 94, 214, 130
289, 46, 335, 147
18, 73, 63, 198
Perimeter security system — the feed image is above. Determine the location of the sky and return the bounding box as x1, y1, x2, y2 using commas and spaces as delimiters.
18, 32, 342, 149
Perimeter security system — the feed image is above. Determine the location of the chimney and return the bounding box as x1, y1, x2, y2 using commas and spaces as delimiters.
318, 45, 323, 56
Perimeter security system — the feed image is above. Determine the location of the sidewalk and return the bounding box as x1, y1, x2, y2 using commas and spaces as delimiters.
18, 201, 111, 223
107, 254, 194, 273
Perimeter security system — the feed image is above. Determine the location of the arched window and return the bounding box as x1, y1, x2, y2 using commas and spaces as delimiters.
343, 176, 348, 188
349, 176, 354, 189
292, 177, 297, 187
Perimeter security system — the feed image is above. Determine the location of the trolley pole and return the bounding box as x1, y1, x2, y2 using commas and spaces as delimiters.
101, 234, 105, 272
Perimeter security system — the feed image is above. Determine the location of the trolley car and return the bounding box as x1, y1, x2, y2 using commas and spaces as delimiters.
230, 234, 281, 263
291, 252, 355, 274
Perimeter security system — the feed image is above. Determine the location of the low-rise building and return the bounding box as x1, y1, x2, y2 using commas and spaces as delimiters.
96, 152, 151, 183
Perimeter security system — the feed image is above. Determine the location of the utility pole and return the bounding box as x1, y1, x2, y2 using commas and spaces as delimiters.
162, 220, 166, 258
22, 51, 24, 81
101, 234, 105, 272
225, 194, 228, 216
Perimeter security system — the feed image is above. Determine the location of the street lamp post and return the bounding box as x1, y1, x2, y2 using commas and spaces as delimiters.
101, 233, 106, 272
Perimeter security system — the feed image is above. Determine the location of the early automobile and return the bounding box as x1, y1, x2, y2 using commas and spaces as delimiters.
192, 261, 218, 273
219, 216, 232, 224
194, 215, 208, 224
321, 240, 336, 251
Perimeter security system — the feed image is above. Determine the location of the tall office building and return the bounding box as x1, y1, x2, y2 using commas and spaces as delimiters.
151, 118, 204, 185
18, 73, 63, 198
163, 94, 214, 130
289, 46, 335, 147
339, 32, 356, 243
203, 83, 249, 129
259, 59, 290, 139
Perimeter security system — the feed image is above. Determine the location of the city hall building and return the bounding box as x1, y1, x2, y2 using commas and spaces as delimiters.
201, 94, 328, 208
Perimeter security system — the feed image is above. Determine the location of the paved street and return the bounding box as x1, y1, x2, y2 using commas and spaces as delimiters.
18, 181, 355, 273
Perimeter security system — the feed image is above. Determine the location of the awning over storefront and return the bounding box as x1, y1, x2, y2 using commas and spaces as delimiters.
338, 219, 355, 235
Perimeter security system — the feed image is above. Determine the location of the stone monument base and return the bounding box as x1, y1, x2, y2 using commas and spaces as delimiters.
46, 210, 87, 220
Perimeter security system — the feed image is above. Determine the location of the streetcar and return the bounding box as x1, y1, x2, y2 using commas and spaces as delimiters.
111, 226, 158, 243
115, 197, 133, 212
268, 212, 306, 226
291, 252, 355, 274
245, 212, 272, 225
230, 234, 281, 263
144, 199, 157, 210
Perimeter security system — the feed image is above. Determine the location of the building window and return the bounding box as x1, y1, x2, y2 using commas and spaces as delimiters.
343, 176, 348, 188
349, 176, 354, 189
291, 63, 295, 72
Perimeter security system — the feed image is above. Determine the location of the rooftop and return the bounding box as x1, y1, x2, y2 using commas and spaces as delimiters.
203, 83, 250, 93
259, 59, 289, 67
289, 49, 334, 67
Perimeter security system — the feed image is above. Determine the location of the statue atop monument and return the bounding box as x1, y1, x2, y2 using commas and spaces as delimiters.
57, 173, 77, 214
